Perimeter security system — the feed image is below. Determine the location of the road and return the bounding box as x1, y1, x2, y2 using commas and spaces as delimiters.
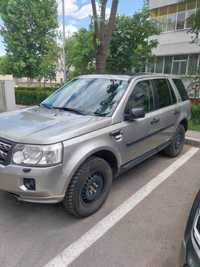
0, 145, 199, 267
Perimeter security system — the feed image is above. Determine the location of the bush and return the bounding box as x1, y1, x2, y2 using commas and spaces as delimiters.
191, 104, 200, 125
16, 86, 54, 91
15, 88, 54, 105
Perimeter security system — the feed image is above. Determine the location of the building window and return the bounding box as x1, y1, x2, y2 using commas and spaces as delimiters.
164, 56, 173, 74
166, 5, 177, 31
176, 11, 186, 30
188, 55, 198, 75
186, 9, 196, 28
172, 56, 187, 75
155, 57, 164, 73
148, 54, 200, 76
151, 0, 198, 33
147, 62, 155, 73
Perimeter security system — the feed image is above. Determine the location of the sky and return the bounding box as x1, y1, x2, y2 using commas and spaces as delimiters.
0, 0, 144, 56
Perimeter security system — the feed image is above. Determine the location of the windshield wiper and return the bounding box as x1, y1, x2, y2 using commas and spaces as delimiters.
52, 106, 86, 115
93, 111, 110, 117
40, 103, 52, 109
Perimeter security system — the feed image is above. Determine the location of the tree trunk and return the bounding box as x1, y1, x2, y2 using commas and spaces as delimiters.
91, 0, 118, 74
96, 45, 107, 74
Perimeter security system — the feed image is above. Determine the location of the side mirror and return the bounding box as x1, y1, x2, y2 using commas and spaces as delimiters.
124, 107, 145, 121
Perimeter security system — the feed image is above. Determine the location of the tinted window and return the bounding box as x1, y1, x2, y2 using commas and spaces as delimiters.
152, 79, 172, 109
173, 79, 189, 101
125, 81, 154, 113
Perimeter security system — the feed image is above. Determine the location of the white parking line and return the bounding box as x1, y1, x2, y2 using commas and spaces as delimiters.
44, 147, 199, 267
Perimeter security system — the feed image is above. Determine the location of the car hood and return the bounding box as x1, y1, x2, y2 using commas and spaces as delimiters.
0, 106, 112, 144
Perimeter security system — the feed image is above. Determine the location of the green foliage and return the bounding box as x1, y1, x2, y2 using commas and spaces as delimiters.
0, 56, 13, 75
107, 8, 159, 73
16, 86, 53, 91
1, 0, 58, 79
65, 7, 159, 76
65, 29, 96, 77
189, 8, 200, 42
191, 104, 200, 125
189, 120, 200, 131
15, 87, 54, 105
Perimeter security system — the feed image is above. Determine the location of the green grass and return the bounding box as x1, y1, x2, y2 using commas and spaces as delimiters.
189, 120, 200, 132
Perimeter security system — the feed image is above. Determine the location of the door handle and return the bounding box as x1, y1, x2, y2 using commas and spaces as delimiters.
151, 118, 160, 125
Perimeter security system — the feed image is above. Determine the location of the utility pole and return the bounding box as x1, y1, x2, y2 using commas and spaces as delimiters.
61, 0, 67, 82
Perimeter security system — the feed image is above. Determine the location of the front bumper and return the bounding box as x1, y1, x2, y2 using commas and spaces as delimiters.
0, 163, 65, 203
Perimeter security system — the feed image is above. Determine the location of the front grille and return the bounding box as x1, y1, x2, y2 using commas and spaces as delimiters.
0, 140, 12, 165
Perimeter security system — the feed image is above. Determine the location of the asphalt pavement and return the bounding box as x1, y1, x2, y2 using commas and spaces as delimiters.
0, 145, 200, 267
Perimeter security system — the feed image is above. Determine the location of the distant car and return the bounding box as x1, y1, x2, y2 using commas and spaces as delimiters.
0, 74, 191, 217
181, 191, 200, 267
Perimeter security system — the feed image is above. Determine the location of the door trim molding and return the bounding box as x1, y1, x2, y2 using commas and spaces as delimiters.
126, 123, 174, 147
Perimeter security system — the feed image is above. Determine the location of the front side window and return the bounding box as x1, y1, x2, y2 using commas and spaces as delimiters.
41, 78, 128, 116
125, 80, 154, 114
152, 79, 172, 109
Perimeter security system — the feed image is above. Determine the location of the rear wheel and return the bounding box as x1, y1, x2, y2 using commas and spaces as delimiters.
63, 157, 113, 218
163, 124, 185, 157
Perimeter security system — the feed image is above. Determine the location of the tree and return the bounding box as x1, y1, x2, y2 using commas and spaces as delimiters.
65, 6, 159, 76
38, 42, 59, 82
0, 0, 58, 79
189, 9, 200, 43
65, 29, 95, 77
91, 0, 119, 73
107, 7, 159, 73
0, 56, 13, 75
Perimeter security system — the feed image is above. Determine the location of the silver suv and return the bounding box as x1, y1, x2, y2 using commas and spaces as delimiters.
0, 74, 190, 217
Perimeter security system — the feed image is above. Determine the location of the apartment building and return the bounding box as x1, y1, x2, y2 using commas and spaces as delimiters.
148, 0, 200, 76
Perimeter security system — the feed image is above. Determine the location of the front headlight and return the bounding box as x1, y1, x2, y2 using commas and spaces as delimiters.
12, 143, 63, 166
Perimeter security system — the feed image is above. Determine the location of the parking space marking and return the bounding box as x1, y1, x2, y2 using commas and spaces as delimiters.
44, 147, 199, 267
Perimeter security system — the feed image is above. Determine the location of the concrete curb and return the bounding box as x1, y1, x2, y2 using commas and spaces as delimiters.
186, 137, 200, 148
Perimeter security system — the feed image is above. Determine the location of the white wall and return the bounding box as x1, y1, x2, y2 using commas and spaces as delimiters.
151, 31, 200, 56
0, 75, 16, 112
149, 0, 180, 10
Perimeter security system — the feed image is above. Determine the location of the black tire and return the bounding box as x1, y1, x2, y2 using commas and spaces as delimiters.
163, 124, 185, 158
63, 157, 113, 218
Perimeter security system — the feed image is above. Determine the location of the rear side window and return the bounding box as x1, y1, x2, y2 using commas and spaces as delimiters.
173, 79, 189, 101
151, 79, 172, 109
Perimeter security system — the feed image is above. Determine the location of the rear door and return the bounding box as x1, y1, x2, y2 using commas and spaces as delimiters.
172, 78, 191, 119
150, 78, 179, 147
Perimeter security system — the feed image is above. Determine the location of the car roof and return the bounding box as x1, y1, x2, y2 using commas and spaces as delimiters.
78, 73, 179, 82
78, 74, 132, 81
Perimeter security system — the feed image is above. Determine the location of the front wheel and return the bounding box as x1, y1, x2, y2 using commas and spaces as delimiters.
163, 124, 185, 158
63, 157, 113, 218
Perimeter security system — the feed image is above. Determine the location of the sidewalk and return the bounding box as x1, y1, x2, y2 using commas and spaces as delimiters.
186, 130, 200, 147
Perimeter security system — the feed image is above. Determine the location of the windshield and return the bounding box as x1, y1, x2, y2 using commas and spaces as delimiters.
41, 78, 128, 116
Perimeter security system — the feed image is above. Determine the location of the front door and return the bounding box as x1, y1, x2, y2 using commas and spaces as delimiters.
122, 79, 159, 163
